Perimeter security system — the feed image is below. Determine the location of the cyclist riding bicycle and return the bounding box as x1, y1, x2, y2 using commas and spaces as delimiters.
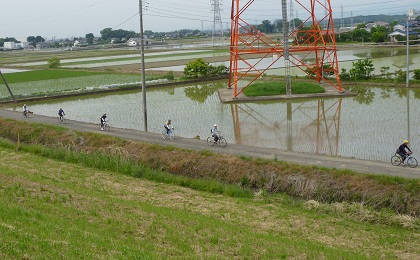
211, 124, 219, 142
100, 114, 107, 130
164, 119, 173, 134
58, 108, 65, 121
22, 104, 28, 117
397, 140, 412, 165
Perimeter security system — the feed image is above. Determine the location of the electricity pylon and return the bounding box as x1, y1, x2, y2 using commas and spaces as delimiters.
228, 0, 342, 98
211, 0, 225, 46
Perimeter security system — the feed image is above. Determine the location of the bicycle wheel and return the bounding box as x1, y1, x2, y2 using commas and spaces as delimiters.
391, 155, 402, 166
219, 137, 227, 148
168, 130, 175, 140
207, 137, 215, 146
104, 123, 110, 131
407, 157, 418, 168
162, 130, 168, 139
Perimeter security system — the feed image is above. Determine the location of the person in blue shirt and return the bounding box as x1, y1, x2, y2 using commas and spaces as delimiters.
58, 108, 65, 121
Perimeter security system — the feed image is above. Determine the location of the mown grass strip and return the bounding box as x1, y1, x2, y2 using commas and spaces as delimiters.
244, 81, 325, 96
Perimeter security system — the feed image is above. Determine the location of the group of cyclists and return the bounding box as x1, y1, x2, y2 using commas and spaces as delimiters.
164, 119, 220, 142
21, 105, 415, 160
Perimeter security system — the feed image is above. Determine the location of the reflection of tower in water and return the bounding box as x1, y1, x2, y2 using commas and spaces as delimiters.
230, 99, 342, 156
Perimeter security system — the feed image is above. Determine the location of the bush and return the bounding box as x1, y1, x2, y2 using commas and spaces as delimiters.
48, 57, 61, 68
183, 58, 209, 78
164, 70, 175, 81
183, 59, 229, 78
340, 68, 351, 80
395, 69, 406, 83
414, 69, 420, 81
349, 58, 374, 80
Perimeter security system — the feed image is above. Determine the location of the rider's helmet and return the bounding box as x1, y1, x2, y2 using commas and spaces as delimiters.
404, 140, 409, 144
168, 119, 171, 122
214, 124, 217, 127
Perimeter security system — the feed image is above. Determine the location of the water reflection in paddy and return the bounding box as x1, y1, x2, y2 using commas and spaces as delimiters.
18, 81, 420, 163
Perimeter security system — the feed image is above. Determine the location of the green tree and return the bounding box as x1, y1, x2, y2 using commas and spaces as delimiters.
370, 26, 388, 43
48, 57, 61, 68
352, 24, 370, 42
100, 28, 136, 41
349, 58, 374, 80
183, 58, 209, 78
27, 36, 45, 47
257, 20, 274, 33
85, 33, 94, 45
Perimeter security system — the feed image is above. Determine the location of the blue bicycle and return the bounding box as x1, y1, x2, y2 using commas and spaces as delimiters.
391, 151, 417, 168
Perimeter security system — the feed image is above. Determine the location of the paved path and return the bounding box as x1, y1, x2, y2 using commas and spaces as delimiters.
1, 108, 419, 179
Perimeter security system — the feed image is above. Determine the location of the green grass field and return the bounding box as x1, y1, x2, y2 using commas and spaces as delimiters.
244, 81, 326, 96
1, 69, 107, 83
1, 144, 419, 258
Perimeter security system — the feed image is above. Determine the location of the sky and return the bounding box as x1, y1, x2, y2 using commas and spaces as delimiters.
1, 0, 419, 41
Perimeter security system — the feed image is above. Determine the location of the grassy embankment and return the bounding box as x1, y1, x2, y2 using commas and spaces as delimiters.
0, 120, 420, 258
1, 118, 419, 218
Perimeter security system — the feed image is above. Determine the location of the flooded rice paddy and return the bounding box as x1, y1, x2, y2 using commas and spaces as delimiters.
10, 80, 420, 163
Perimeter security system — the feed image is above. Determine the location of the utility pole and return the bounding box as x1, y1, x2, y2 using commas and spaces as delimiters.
139, 0, 147, 131
282, 0, 291, 96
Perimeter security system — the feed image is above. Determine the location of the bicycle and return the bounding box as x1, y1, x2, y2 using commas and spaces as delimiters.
162, 128, 175, 140
207, 135, 227, 148
58, 115, 66, 124
99, 120, 110, 131
391, 151, 418, 168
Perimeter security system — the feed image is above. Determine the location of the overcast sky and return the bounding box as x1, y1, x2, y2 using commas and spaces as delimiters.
1, 0, 419, 41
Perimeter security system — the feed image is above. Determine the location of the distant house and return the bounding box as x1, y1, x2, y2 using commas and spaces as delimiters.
365, 21, 389, 32
126, 37, 152, 47
36, 42, 47, 49
388, 21, 420, 42
4, 41, 30, 50
73, 39, 87, 47
3, 42, 17, 50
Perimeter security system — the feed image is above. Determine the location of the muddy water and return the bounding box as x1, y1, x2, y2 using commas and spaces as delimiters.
11, 81, 420, 163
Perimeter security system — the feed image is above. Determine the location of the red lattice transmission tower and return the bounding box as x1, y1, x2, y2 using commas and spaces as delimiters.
228, 0, 342, 97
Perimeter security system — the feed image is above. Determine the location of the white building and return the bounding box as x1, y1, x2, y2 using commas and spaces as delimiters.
3, 41, 30, 50
3, 42, 17, 50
